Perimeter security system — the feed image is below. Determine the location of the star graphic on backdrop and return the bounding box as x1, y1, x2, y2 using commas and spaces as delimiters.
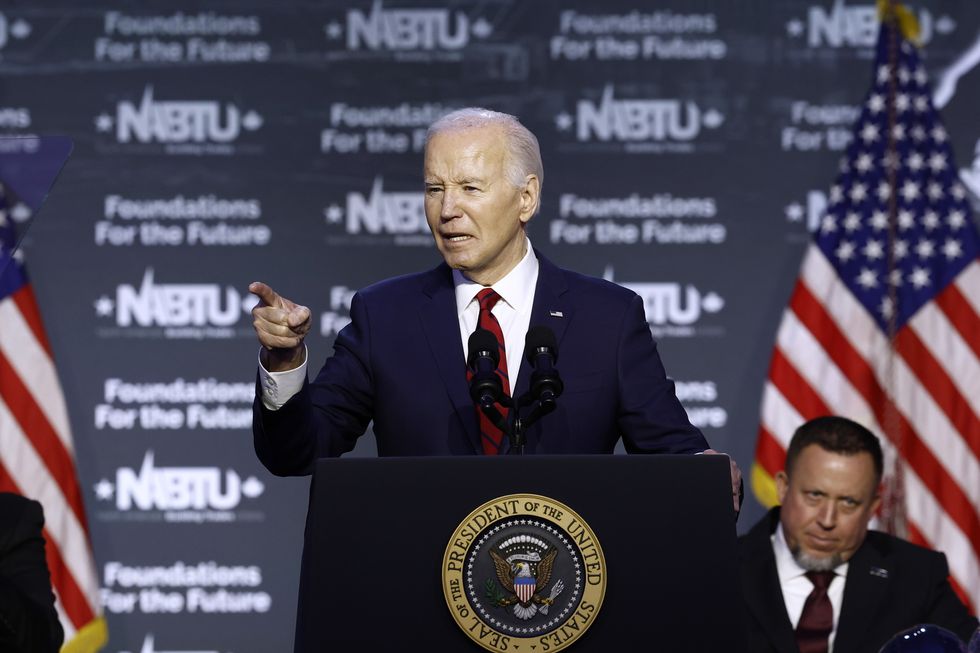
935, 15, 956, 34
471, 18, 493, 38
94, 295, 115, 317
554, 112, 573, 131
95, 113, 114, 132
786, 19, 804, 37
10, 20, 32, 39
784, 203, 804, 222
324, 21, 343, 39
94, 479, 114, 501
324, 204, 343, 224
242, 111, 263, 130
702, 110, 724, 128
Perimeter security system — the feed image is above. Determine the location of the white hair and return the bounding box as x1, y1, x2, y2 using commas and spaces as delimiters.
426, 107, 544, 194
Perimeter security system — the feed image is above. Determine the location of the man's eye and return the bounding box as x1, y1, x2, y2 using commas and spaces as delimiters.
426, 187, 442, 195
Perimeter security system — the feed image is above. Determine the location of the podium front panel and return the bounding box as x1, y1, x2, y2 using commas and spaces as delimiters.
296, 454, 746, 651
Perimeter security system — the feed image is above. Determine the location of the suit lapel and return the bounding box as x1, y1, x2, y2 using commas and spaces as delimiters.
742, 510, 800, 653
501, 252, 570, 455
834, 540, 889, 653
418, 264, 481, 454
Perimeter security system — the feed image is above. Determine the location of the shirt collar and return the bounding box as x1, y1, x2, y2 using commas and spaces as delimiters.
453, 237, 538, 316
772, 522, 848, 580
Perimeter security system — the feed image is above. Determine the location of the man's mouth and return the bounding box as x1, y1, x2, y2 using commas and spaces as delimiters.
806, 534, 837, 549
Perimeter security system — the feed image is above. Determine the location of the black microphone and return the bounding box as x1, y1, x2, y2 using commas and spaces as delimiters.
467, 328, 503, 408
524, 326, 563, 405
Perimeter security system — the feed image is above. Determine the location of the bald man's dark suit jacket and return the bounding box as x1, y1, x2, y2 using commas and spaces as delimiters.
254, 251, 707, 474
0, 493, 64, 653
738, 508, 978, 652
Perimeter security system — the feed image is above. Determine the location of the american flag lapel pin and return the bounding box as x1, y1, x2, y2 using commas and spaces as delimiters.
869, 567, 889, 579
549, 310, 563, 318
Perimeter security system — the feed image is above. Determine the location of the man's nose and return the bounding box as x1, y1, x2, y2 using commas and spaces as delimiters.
440, 189, 461, 220
816, 501, 838, 529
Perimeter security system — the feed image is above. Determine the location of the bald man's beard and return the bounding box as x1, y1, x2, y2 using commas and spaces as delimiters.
790, 545, 843, 572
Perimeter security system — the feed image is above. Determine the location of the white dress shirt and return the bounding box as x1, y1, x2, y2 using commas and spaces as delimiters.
259, 238, 539, 410
772, 523, 849, 653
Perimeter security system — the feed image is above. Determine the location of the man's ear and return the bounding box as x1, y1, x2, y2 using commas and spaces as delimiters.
518, 174, 540, 224
870, 482, 883, 515
775, 470, 789, 505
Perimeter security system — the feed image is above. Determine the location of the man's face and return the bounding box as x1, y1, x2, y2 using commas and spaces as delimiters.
424, 125, 538, 286
776, 444, 881, 570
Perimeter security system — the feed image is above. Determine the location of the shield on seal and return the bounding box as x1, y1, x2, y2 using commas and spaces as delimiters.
514, 573, 535, 604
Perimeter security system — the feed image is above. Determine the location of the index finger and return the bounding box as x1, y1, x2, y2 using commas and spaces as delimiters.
249, 281, 279, 307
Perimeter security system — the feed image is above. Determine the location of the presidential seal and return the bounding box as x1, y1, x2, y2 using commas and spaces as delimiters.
442, 494, 606, 652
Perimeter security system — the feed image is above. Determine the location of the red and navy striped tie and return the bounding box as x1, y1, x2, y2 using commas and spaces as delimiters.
470, 288, 509, 455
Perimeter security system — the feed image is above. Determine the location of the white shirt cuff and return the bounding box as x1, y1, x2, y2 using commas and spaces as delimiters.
258, 346, 308, 411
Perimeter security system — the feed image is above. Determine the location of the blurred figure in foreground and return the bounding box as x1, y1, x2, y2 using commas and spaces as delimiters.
0, 492, 64, 653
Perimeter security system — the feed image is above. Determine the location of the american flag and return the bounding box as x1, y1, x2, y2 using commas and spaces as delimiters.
0, 183, 107, 648
753, 16, 980, 612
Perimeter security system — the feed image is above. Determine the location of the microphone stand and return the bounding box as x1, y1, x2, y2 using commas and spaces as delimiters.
492, 388, 558, 456
475, 392, 546, 456
471, 326, 562, 456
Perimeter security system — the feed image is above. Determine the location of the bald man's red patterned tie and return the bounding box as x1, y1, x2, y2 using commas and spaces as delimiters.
469, 289, 509, 455
796, 570, 835, 653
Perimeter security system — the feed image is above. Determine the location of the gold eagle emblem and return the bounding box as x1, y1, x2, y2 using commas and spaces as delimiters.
488, 548, 565, 620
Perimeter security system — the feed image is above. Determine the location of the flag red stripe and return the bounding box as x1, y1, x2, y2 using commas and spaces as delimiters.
11, 286, 53, 356
788, 282, 877, 393
934, 281, 980, 361
769, 347, 832, 419
0, 352, 89, 530
0, 463, 95, 628
791, 282, 980, 563
906, 520, 976, 614
894, 326, 980, 457
755, 425, 787, 477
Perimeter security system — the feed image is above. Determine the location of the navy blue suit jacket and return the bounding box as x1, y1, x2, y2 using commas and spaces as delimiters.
254, 252, 708, 475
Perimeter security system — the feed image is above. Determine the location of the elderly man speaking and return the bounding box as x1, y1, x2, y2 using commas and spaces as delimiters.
249, 107, 740, 505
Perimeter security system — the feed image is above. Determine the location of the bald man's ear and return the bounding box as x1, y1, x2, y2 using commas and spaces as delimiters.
519, 174, 540, 224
